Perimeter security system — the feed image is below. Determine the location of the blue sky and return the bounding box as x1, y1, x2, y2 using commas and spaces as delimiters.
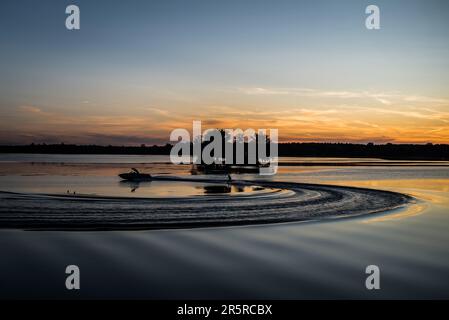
1, 0, 448, 144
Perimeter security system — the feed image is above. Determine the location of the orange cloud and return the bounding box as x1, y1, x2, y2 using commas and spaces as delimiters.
2, 88, 449, 145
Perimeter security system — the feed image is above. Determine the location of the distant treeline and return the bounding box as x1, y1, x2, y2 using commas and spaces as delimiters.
0, 142, 448, 160
0, 143, 173, 155
279, 142, 449, 160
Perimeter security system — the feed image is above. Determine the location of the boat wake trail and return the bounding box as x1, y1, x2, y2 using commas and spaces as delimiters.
0, 178, 413, 230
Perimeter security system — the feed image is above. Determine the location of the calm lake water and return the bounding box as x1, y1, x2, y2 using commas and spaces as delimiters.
0, 154, 448, 299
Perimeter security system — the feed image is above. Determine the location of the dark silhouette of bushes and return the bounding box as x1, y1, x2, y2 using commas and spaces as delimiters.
0, 142, 448, 160
278, 142, 449, 160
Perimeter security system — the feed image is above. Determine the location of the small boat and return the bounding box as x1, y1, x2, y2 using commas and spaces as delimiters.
118, 168, 152, 181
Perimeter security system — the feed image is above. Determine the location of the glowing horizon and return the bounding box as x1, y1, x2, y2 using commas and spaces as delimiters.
2, 86, 448, 145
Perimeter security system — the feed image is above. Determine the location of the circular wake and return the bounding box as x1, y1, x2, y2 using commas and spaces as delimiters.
0, 178, 412, 230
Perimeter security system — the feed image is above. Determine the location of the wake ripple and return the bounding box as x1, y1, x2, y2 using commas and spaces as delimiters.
0, 178, 413, 230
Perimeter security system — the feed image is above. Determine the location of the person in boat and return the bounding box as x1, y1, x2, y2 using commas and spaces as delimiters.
119, 168, 152, 181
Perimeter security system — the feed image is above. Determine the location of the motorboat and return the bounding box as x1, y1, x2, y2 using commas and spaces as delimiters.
118, 168, 152, 181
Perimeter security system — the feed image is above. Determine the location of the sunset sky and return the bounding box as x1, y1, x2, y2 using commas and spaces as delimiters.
1, 0, 449, 145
